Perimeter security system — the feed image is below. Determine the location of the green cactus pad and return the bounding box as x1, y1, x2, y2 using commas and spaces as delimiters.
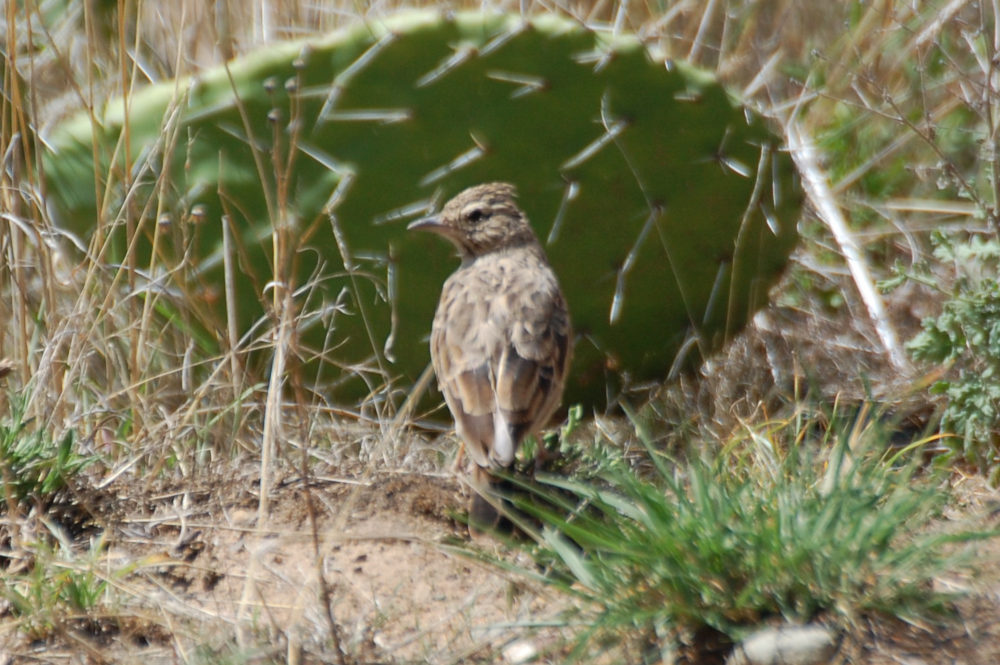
42, 10, 801, 408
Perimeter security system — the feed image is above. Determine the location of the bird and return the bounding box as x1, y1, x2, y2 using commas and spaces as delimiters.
408, 182, 573, 530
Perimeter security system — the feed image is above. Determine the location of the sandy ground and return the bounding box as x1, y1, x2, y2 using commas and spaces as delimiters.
17, 467, 581, 664
1, 455, 999, 665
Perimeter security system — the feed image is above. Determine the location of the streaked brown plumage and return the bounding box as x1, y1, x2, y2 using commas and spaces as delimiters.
408, 182, 572, 529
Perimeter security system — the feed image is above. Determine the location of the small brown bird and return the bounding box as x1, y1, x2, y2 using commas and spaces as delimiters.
408, 183, 572, 529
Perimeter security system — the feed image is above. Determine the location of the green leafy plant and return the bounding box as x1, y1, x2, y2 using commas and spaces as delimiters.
509, 405, 986, 660
906, 232, 1000, 483
0, 395, 97, 508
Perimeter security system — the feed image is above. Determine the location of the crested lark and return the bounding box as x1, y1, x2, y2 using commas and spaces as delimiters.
408, 182, 572, 530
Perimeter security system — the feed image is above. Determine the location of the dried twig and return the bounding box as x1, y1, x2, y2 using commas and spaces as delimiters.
786, 121, 910, 372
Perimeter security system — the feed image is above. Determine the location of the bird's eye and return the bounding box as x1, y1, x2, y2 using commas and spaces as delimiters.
466, 208, 486, 223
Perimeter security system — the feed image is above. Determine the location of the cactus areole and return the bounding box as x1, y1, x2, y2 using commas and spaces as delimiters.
42, 11, 801, 409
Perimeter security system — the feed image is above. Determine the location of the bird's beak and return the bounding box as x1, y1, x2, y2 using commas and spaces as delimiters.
407, 215, 446, 233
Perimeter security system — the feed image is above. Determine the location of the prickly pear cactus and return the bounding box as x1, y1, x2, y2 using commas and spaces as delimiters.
42, 11, 801, 408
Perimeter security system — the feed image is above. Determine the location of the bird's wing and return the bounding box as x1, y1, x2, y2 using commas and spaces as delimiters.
431, 273, 501, 469
491, 275, 572, 465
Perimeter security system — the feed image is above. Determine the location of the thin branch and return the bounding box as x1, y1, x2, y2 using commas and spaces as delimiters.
786, 121, 910, 372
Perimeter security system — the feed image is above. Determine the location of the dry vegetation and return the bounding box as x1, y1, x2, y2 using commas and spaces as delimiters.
4, 0, 1000, 663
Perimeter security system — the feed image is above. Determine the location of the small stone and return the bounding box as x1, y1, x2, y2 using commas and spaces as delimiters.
727, 624, 838, 665
502, 640, 538, 664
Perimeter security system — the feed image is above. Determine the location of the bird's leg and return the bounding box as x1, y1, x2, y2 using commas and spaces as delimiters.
468, 465, 503, 534
450, 440, 466, 473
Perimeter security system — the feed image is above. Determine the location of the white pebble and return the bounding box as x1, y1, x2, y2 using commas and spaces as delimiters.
727, 624, 838, 665
503, 639, 539, 664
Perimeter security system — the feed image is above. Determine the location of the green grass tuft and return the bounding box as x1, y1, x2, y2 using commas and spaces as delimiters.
2, 534, 111, 642
0, 394, 98, 509
512, 404, 993, 658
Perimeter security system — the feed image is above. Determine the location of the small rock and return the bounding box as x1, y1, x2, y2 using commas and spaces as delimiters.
502, 639, 538, 664
727, 624, 838, 665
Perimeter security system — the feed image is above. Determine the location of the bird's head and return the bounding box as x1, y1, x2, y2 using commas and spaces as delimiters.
407, 182, 538, 258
